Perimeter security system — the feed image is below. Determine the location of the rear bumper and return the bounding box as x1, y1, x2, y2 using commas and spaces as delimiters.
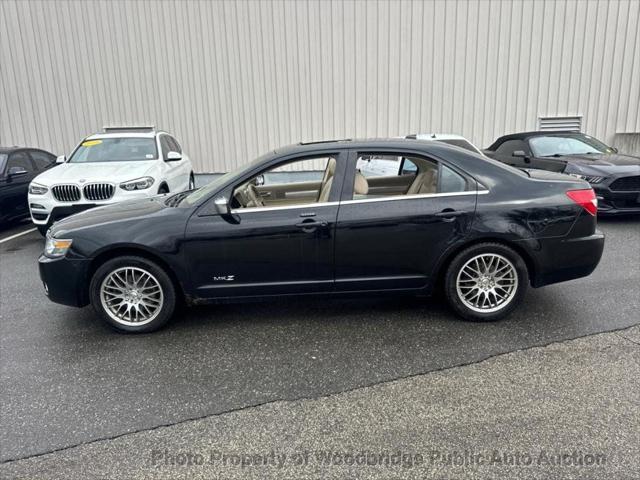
519, 231, 605, 288
38, 254, 91, 307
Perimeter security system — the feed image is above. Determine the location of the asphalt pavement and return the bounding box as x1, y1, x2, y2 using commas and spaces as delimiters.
0, 217, 639, 467
2, 326, 638, 479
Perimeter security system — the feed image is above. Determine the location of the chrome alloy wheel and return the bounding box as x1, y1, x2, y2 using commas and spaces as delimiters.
100, 267, 164, 326
455, 253, 518, 313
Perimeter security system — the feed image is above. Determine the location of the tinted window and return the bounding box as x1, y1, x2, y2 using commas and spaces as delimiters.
160, 135, 172, 160
439, 165, 467, 193
168, 136, 182, 154
69, 138, 158, 163
30, 150, 55, 170
495, 140, 529, 156
7, 151, 34, 173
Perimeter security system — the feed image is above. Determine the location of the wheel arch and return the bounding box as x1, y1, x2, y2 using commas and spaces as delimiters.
432, 237, 537, 291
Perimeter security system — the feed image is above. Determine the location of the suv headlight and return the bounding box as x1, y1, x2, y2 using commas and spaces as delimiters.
119, 177, 155, 191
29, 183, 48, 195
44, 237, 73, 258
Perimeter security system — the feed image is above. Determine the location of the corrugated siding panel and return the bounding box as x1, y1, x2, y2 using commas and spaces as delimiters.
1, 0, 639, 173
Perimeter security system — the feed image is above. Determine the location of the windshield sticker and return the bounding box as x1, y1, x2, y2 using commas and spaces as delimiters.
82, 140, 102, 147
146, 154, 154, 159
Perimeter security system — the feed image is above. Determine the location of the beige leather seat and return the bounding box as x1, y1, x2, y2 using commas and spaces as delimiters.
407, 169, 437, 195
318, 159, 337, 202
318, 171, 368, 203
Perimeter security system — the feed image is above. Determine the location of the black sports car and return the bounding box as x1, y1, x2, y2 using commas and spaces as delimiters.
484, 131, 640, 214
0, 146, 57, 226
39, 139, 604, 333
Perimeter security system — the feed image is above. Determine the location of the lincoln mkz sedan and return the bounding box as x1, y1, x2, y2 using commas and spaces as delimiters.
39, 139, 605, 333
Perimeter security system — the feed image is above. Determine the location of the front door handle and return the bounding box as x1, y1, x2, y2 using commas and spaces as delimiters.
295, 219, 328, 232
435, 209, 467, 219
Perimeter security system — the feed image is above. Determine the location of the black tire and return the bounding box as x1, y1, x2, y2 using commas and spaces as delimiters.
89, 255, 176, 333
444, 242, 528, 322
36, 224, 49, 237
158, 184, 169, 194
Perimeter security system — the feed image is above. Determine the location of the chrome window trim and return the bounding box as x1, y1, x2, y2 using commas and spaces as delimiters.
229, 190, 488, 214
230, 201, 340, 214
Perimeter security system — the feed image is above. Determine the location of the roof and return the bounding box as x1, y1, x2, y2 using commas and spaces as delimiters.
0, 146, 46, 153
273, 137, 465, 157
487, 130, 584, 150
411, 133, 471, 141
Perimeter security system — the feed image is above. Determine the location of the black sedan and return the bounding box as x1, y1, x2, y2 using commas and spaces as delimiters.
39, 139, 604, 333
484, 131, 640, 214
0, 146, 57, 226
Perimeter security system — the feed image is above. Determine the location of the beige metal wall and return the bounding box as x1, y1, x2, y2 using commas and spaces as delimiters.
1, 0, 639, 172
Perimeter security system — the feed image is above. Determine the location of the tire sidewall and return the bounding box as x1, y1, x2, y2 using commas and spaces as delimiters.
90, 256, 176, 333
445, 243, 528, 322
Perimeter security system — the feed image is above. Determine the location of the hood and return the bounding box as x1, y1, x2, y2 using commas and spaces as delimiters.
559, 153, 640, 167
50, 195, 169, 236
33, 161, 156, 185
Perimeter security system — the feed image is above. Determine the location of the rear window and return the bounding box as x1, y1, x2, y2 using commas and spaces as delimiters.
69, 138, 158, 163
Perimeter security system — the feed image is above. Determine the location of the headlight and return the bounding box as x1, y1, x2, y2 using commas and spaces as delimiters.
567, 173, 605, 184
119, 177, 155, 191
29, 183, 49, 195
44, 237, 73, 258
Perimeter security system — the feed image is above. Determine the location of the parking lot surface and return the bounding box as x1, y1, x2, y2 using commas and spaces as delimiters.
2, 326, 638, 479
1, 218, 639, 463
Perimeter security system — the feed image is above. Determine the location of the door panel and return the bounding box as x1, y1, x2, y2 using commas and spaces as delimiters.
256, 180, 323, 206
364, 174, 414, 196
184, 204, 339, 298
334, 194, 476, 292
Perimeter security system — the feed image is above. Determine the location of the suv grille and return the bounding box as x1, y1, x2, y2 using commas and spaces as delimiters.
610, 176, 640, 191
83, 183, 115, 201
52, 185, 81, 202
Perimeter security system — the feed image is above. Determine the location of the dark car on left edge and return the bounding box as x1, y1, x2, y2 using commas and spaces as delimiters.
38, 139, 605, 333
484, 131, 640, 214
0, 146, 57, 226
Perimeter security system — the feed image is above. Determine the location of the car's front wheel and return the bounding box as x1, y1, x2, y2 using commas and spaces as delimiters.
90, 256, 176, 333
36, 224, 49, 237
444, 243, 528, 322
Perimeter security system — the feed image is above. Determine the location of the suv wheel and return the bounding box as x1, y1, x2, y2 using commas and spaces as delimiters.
90, 256, 176, 333
36, 224, 49, 237
444, 243, 528, 321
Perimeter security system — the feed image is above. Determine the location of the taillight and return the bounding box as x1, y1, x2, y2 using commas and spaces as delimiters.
566, 189, 598, 216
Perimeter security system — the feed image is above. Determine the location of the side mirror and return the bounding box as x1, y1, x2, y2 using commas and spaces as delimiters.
213, 196, 231, 215
254, 174, 265, 186
8, 166, 28, 178
513, 150, 528, 158
56, 155, 67, 164
166, 151, 182, 162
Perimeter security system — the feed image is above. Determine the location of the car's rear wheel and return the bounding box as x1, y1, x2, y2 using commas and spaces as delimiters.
444, 243, 528, 321
90, 256, 176, 333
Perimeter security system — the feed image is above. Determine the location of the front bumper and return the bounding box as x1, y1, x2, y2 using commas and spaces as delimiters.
29, 189, 153, 225
593, 177, 640, 215
520, 231, 605, 288
39, 254, 91, 307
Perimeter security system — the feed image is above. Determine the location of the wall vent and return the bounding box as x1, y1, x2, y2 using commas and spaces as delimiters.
538, 116, 582, 132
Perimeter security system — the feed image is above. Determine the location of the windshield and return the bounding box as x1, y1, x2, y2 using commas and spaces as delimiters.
69, 137, 158, 163
181, 151, 275, 206
529, 134, 613, 157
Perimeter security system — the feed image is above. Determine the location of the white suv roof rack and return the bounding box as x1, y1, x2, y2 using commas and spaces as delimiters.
102, 125, 156, 133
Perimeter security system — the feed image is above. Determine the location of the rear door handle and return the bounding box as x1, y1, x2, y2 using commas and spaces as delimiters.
435, 209, 467, 219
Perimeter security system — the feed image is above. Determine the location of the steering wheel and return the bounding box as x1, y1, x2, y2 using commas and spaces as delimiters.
246, 183, 264, 208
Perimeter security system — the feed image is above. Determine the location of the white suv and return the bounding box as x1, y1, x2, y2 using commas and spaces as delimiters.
29, 127, 194, 235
